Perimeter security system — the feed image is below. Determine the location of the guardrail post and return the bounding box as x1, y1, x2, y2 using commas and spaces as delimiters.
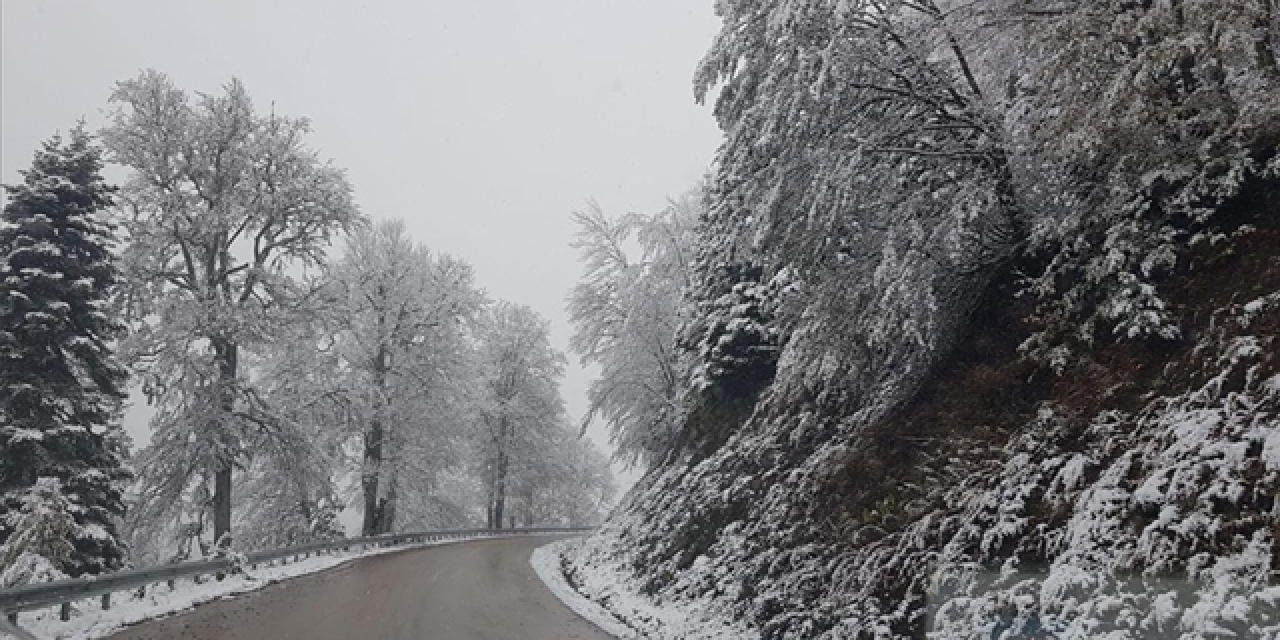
59, 602, 71, 621
101, 592, 111, 610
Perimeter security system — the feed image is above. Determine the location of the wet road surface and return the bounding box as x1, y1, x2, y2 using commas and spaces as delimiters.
107, 535, 613, 640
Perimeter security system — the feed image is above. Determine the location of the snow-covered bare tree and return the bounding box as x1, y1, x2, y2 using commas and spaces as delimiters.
568, 191, 699, 466
686, 0, 1032, 420
508, 427, 615, 528
103, 70, 362, 550
124, 316, 351, 563
476, 303, 566, 529
694, 0, 1024, 264
230, 319, 348, 550
328, 220, 483, 535
0, 127, 131, 578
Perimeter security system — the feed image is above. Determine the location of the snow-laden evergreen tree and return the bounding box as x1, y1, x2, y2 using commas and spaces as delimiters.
0, 478, 76, 587
677, 260, 785, 447
0, 126, 130, 578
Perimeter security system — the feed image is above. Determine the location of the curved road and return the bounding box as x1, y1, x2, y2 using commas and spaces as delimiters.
107, 536, 613, 640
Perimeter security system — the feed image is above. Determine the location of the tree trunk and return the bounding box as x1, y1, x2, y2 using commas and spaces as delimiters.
297, 497, 313, 545
485, 470, 497, 529
361, 342, 389, 536
360, 460, 380, 535
211, 338, 238, 550
486, 413, 511, 530
360, 418, 383, 535
212, 467, 231, 548
493, 449, 508, 530
382, 459, 398, 534
522, 486, 534, 528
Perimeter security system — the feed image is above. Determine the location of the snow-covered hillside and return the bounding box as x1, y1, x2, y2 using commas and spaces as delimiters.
562, 1, 1280, 637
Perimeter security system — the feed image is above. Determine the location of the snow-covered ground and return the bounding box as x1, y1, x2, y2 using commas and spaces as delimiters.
532, 537, 757, 640
531, 539, 635, 638
9, 536, 488, 640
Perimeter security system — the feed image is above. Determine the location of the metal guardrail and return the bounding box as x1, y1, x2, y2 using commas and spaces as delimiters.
0, 526, 590, 633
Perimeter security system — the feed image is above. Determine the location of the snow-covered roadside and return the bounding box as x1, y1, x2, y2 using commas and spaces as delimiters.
531, 539, 635, 638
10, 536, 483, 640
532, 537, 756, 640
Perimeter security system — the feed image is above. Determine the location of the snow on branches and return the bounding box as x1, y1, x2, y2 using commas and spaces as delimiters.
570, 1, 1280, 638
1, 126, 130, 579
569, 193, 699, 467
103, 70, 363, 550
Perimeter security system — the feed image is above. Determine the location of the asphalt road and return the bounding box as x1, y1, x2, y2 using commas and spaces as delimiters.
106, 535, 614, 640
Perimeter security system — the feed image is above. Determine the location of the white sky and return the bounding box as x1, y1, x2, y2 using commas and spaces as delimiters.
1, 0, 723, 491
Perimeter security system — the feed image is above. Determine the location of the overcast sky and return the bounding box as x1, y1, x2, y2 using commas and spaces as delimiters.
1, 1, 723, 489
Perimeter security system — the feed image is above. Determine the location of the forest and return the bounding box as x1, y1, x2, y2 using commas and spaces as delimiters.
0, 70, 614, 584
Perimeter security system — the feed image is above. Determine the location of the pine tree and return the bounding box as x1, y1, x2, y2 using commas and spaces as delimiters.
0, 478, 75, 587
0, 125, 131, 577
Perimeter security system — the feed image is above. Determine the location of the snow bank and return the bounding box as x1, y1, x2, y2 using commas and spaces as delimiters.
531, 539, 635, 638
544, 536, 758, 639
